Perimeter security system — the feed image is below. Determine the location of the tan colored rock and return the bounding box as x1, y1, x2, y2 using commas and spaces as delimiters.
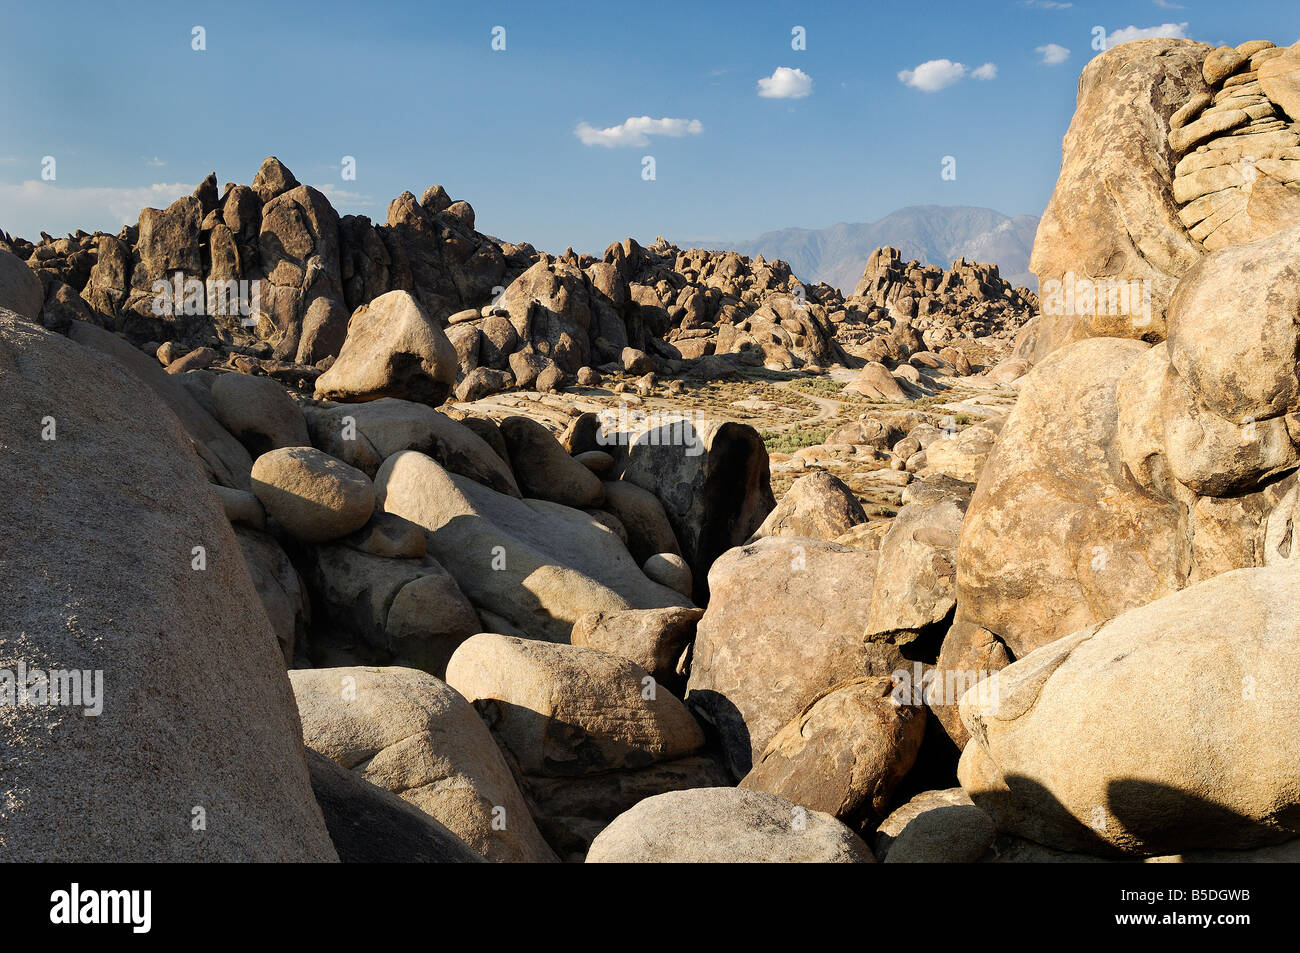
642, 552, 692, 598
844, 361, 907, 400
68, 321, 253, 489
250, 446, 375, 542
305, 397, 519, 496
923, 421, 1000, 483
1166, 222, 1300, 423
571, 605, 702, 686
686, 537, 904, 778
930, 621, 1013, 748
586, 788, 874, 863
315, 290, 457, 406
1026, 38, 1210, 362
0, 316, 335, 861
739, 676, 925, 829
749, 472, 867, 542
290, 666, 555, 862
306, 748, 482, 863
447, 633, 704, 777
956, 338, 1187, 656
211, 372, 310, 456
866, 497, 964, 638
376, 451, 690, 642
500, 415, 604, 507
875, 788, 996, 863
617, 417, 775, 601
1169, 107, 1250, 155
960, 563, 1300, 856
1258, 50, 1300, 121
307, 545, 479, 676
599, 480, 681, 564
1203, 46, 1249, 85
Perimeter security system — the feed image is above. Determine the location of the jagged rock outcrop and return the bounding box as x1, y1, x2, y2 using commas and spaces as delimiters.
1022, 39, 1211, 363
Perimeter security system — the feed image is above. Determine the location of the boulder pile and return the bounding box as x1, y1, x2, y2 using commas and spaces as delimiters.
4, 36, 1298, 863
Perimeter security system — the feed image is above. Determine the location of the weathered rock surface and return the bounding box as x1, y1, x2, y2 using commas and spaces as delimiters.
866, 496, 965, 638
0, 315, 336, 861
250, 446, 376, 543
306, 748, 483, 863
446, 634, 704, 776
377, 451, 691, 642
616, 417, 775, 600
959, 564, 1300, 856
1025, 38, 1211, 361
569, 606, 702, 687
500, 415, 604, 507
315, 291, 457, 406
956, 338, 1187, 656
686, 537, 905, 778
875, 788, 997, 863
749, 471, 867, 542
290, 666, 556, 862
585, 787, 874, 863
739, 676, 925, 829
305, 397, 519, 495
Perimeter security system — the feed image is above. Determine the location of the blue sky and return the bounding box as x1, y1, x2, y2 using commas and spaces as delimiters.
2, 0, 1299, 253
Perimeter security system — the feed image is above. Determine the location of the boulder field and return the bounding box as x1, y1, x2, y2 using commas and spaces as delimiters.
2, 39, 1299, 862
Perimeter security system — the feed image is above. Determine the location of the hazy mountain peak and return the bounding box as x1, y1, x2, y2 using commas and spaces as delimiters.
694, 206, 1039, 294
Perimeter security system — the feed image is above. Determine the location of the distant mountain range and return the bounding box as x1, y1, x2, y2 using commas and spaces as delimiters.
685, 206, 1040, 294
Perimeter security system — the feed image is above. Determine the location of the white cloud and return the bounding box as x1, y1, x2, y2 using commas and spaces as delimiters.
757, 66, 813, 99
1036, 43, 1071, 64
1022, 1, 1072, 7
898, 59, 996, 91
898, 59, 969, 92
1106, 22, 1190, 47
318, 184, 376, 207
0, 180, 192, 240
1152, 0, 1186, 9
145, 156, 166, 167
575, 116, 704, 148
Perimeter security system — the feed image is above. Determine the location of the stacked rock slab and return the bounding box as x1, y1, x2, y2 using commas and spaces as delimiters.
1170, 41, 1300, 249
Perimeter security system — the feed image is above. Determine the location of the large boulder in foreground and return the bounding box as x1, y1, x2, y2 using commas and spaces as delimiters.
686, 537, 905, 778
314, 290, 457, 406
585, 787, 874, 863
291, 666, 556, 863
1023, 38, 1210, 362
615, 416, 775, 601
0, 315, 336, 860
446, 634, 704, 777
956, 338, 1187, 657
959, 563, 1300, 856
376, 450, 691, 642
